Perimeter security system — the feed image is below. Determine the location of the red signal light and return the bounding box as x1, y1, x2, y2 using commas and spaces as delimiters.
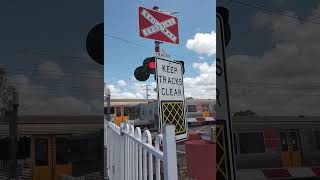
148, 60, 155, 70
143, 57, 156, 74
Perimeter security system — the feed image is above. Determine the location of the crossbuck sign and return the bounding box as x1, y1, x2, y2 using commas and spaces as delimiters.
156, 57, 187, 142
139, 7, 179, 44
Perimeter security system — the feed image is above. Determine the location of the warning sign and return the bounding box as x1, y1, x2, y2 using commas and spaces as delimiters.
138, 7, 179, 44
217, 7, 236, 180
156, 57, 187, 141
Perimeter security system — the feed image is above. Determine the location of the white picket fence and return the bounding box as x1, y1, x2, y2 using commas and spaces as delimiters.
106, 121, 178, 180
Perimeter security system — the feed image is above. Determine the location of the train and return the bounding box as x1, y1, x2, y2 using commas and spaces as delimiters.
0, 115, 104, 180
105, 99, 216, 129
231, 115, 320, 169
105, 99, 320, 171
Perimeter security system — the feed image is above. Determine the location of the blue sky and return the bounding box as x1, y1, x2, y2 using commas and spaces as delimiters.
104, 0, 216, 99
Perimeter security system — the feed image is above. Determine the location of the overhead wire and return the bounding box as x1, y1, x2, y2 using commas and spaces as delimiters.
104, 33, 205, 62
216, 0, 320, 97
228, 0, 320, 25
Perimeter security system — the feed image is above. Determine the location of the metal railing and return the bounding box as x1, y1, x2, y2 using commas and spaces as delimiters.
106, 121, 178, 180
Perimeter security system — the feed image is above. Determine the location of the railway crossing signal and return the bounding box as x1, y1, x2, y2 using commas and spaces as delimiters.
134, 57, 156, 81
136, 6, 187, 141
143, 57, 156, 74
134, 57, 185, 82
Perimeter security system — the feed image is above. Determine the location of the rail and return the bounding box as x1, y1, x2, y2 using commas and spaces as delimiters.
106, 121, 178, 180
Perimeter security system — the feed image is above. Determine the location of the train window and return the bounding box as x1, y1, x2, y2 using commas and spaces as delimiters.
110, 107, 115, 114
56, 138, 69, 165
35, 138, 48, 166
116, 107, 121, 117
124, 107, 129, 116
187, 105, 197, 112
314, 131, 320, 150
289, 132, 299, 151
280, 132, 288, 151
239, 132, 265, 154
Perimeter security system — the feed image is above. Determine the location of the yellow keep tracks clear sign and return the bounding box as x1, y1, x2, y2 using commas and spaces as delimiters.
155, 57, 188, 142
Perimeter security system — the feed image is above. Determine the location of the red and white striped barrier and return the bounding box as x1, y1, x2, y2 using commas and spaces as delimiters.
237, 167, 320, 180
187, 117, 215, 127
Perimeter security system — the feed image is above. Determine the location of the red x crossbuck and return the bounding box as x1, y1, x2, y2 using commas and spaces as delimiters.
138, 7, 179, 44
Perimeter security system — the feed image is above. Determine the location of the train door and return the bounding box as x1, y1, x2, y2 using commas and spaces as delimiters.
54, 137, 72, 180
32, 136, 52, 180
32, 136, 72, 180
202, 104, 209, 117
280, 130, 302, 167
115, 106, 122, 126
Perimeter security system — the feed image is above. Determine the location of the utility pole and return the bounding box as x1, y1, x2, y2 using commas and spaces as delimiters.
105, 88, 111, 122
0, 69, 18, 179
8, 86, 18, 180
142, 84, 151, 99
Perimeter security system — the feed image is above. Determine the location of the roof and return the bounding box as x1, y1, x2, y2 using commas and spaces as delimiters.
17, 115, 103, 124
105, 98, 216, 106
0, 115, 103, 136
106, 99, 156, 106
232, 115, 320, 122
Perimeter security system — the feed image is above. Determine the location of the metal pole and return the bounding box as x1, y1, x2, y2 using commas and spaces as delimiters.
9, 90, 18, 179
153, 6, 161, 57
107, 94, 111, 122
107, 89, 111, 122
155, 41, 160, 55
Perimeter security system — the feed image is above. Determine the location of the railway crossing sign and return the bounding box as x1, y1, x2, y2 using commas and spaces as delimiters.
139, 7, 179, 44
155, 56, 187, 141
217, 7, 237, 180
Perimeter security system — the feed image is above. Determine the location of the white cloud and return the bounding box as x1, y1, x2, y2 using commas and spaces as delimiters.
117, 80, 127, 87
41, 97, 93, 115
186, 31, 216, 56
81, 70, 103, 90
106, 60, 216, 100
6, 74, 102, 115
184, 61, 216, 99
106, 81, 155, 99
38, 61, 63, 79
227, 5, 320, 115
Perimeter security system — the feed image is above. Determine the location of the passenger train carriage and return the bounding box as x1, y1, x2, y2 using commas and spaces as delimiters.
231, 115, 320, 169
0, 116, 104, 180
105, 99, 155, 126
105, 99, 216, 128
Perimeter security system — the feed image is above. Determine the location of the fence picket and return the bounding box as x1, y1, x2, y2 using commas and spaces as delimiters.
106, 121, 177, 180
